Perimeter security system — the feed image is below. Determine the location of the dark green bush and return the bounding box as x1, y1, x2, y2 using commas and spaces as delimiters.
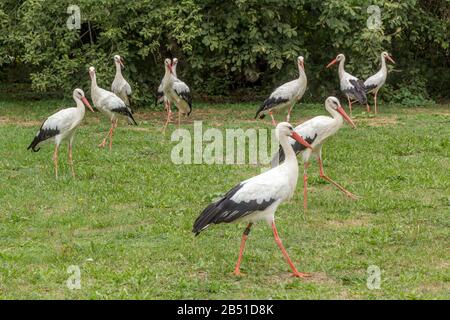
0, 0, 448, 106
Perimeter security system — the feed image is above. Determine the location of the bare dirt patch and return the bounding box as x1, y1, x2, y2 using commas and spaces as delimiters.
356, 116, 398, 127
0, 116, 41, 127
326, 216, 369, 229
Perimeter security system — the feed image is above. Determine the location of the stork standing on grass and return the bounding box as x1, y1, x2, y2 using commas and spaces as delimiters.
326, 54, 370, 115
89, 66, 137, 150
111, 55, 133, 112
161, 58, 192, 132
193, 122, 314, 278
156, 58, 178, 123
27, 88, 94, 178
271, 97, 358, 211
364, 52, 395, 114
255, 56, 307, 126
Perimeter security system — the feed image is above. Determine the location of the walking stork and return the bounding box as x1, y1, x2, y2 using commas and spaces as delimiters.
156, 58, 179, 124
193, 122, 313, 278
272, 97, 358, 211
255, 56, 307, 125
364, 52, 395, 114
111, 55, 133, 112
27, 88, 94, 178
326, 54, 370, 115
89, 66, 137, 150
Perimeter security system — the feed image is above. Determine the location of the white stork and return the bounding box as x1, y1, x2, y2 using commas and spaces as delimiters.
271, 97, 358, 211
193, 122, 313, 278
364, 52, 395, 114
156, 58, 179, 125
326, 54, 370, 115
89, 66, 137, 149
161, 58, 192, 131
111, 55, 133, 112
255, 56, 307, 126
27, 88, 94, 178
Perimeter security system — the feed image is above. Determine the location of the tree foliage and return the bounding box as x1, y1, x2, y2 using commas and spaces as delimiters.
0, 0, 448, 106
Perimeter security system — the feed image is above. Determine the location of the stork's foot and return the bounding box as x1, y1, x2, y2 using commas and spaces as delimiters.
292, 272, 310, 278
233, 270, 244, 277
98, 140, 107, 148
344, 191, 360, 200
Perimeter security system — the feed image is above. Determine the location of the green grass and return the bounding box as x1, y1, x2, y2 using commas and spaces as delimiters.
0, 98, 449, 299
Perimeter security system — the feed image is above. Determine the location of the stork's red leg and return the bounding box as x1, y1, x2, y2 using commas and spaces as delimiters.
366, 103, 371, 113
318, 156, 358, 199
286, 104, 293, 122
99, 122, 114, 148
269, 111, 276, 126
374, 92, 378, 114
53, 144, 59, 178
271, 222, 308, 278
162, 101, 173, 133
109, 119, 118, 150
303, 162, 309, 212
234, 223, 253, 276
347, 96, 353, 116
68, 141, 75, 178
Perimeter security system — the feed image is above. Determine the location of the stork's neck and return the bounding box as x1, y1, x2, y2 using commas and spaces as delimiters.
90, 74, 98, 91
279, 134, 297, 165
338, 57, 346, 79
162, 66, 174, 90
74, 98, 86, 113
380, 55, 387, 74
172, 65, 178, 79
326, 105, 344, 127
115, 62, 122, 77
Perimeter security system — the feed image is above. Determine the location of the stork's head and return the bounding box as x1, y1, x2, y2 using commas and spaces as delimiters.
172, 58, 178, 67
73, 88, 94, 112
114, 55, 125, 68
326, 53, 345, 68
164, 58, 173, 74
297, 56, 304, 70
381, 51, 395, 64
276, 122, 313, 150
325, 96, 356, 128
89, 66, 96, 78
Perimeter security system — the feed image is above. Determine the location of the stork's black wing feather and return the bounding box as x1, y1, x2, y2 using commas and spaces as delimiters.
192, 183, 276, 236
345, 79, 368, 104
27, 122, 59, 152
255, 97, 289, 119
111, 107, 138, 125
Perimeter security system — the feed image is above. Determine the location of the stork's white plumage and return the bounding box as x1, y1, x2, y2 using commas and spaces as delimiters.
156, 57, 178, 108
256, 56, 307, 125
89, 66, 137, 150
161, 58, 192, 131
111, 55, 133, 111
193, 122, 314, 278
27, 88, 94, 178
364, 52, 395, 114
272, 97, 358, 211
327, 54, 370, 115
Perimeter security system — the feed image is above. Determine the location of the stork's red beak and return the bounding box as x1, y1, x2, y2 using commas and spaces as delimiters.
291, 132, 313, 149
168, 64, 173, 74
120, 58, 125, 68
337, 106, 356, 128
326, 59, 337, 68
82, 97, 94, 112
386, 55, 395, 64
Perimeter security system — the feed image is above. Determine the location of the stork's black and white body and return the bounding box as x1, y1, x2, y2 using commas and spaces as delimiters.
193, 122, 314, 278
364, 52, 395, 114
89, 66, 137, 150
255, 56, 307, 125
111, 55, 133, 112
327, 54, 370, 115
161, 58, 192, 131
27, 88, 94, 178
156, 57, 178, 110
271, 97, 358, 210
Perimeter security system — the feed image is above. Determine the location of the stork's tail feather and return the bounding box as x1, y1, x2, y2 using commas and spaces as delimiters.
126, 110, 138, 125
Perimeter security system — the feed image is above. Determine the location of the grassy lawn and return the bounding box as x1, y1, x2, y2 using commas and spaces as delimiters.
0, 97, 449, 299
